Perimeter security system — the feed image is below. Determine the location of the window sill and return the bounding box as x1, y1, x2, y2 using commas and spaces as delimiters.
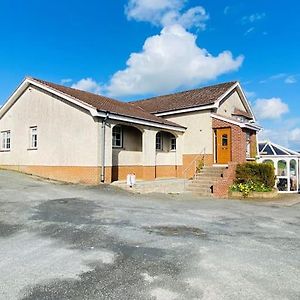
27, 148, 38, 151
0, 149, 11, 152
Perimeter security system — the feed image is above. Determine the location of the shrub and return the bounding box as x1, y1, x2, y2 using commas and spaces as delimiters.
230, 181, 273, 197
234, 162, 275, 189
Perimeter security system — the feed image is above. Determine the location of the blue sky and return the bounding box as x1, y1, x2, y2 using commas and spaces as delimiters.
0, 0, 299, 149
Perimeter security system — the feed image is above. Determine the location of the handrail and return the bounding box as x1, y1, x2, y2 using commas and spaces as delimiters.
183, 147, 206, 189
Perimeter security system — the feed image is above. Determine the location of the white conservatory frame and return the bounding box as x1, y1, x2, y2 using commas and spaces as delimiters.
258, 141, 300, 193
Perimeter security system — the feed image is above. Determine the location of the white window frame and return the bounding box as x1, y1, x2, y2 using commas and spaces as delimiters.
170, 136, 176, 151
112, 125, 123, 148
246, 132, 251, 158
1, 130, 11, 151
29, 126, 38, 150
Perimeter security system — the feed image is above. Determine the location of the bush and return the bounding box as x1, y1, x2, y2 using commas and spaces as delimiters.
234, 162, 275, 189
230, 181, 273, 197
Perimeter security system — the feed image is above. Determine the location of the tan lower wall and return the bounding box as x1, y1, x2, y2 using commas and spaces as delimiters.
182, 154, 214, 179
111, 165, 182, 181
112, 166, 144, 181
0, 165, 113, 185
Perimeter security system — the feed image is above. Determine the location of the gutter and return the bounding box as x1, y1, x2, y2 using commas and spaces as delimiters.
101, 112, 110, 183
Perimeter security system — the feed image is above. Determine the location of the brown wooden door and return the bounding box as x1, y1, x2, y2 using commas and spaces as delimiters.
216, 128, 231, 164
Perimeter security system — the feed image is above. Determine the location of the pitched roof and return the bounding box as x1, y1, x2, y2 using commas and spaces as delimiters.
259, 141, 300, 156
131, 81, 238, 114
29, 78, 184, 129
232, 108, 252, 119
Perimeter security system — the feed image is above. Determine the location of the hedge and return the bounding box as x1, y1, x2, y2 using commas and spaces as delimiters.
234, 162, 275, 188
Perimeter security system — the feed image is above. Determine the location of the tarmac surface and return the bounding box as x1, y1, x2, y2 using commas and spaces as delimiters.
0, 170, 299, 300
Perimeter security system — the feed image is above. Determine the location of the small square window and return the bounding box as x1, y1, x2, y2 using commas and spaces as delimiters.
112, 126, 123, 148
1, 130, 11, 151
29, 127, 38, 149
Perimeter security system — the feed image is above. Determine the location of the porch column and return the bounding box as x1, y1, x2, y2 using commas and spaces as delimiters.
102, 122, 113, 183
142, 129, 157, 180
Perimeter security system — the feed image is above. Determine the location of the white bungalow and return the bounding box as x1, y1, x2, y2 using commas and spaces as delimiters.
258, 141, 300, 193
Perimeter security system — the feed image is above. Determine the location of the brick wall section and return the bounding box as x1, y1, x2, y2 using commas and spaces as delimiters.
212, 117, 257, 197
212, 118, 247, 163
213, 163, 238, 198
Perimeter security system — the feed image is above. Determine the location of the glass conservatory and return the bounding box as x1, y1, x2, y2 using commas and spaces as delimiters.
258, 141, 300, 193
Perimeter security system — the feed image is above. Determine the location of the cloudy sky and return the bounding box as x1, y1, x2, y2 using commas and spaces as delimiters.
0, 0, 299, 149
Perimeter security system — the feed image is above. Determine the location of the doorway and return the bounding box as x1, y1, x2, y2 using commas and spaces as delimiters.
215, 128, 232, 164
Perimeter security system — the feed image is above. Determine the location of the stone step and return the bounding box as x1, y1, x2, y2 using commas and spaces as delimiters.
197, 170, 224, 175
193, 176, 221, 182
197, 169, 226, 176
188, 182, 214, 189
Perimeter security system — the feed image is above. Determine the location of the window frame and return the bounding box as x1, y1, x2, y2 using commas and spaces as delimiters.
170, 136, 176, 151
156, 132, 163, 151
29, 126, 38, 150
246, 132, 251, 158
112, 125, 123, 148
1, 130, 11, 151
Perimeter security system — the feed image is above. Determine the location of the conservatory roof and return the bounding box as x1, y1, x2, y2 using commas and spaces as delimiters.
259, 141, 300, 157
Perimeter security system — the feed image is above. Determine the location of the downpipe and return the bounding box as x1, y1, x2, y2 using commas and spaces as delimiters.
101, 112, 109, 183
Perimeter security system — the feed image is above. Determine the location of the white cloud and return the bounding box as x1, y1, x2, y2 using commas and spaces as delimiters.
61, 78, 72, 84
244, 27, 255, 36
106, 24, 244, 97
244, 90, 256, 98
260, 73, 297, 84
125, 0, 209, 29
289, 128, 300, 144
71, 78, 102, 94
242, 13, 266, 24
285, 75, 297, 84
254, 98, 289, 120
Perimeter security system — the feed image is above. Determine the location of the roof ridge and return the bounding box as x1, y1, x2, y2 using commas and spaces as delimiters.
26, 77, 184, 129
131, 81, 238, 104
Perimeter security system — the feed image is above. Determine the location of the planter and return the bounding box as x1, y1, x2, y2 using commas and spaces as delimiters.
229, 189, 278, 199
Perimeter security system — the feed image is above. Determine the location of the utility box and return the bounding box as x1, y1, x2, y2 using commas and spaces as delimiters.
126, 173, 136, 188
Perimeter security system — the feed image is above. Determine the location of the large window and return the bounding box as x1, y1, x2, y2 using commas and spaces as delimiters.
29, 126, 38, 149
1, 131, 11, 151
112, 125, 123, 148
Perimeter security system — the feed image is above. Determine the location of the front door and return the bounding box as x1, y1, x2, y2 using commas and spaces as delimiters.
216, 128, 231, 164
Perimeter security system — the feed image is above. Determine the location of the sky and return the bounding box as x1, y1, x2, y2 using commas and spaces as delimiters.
0, 0, 299, 150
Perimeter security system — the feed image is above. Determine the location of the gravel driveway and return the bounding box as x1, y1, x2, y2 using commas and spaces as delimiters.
0, 170, 299, 300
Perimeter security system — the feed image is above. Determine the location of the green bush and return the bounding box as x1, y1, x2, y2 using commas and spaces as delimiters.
234, 162, 275, 189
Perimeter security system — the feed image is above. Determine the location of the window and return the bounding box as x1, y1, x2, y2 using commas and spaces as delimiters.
1, 131, 11, 151
277, 160, 287, 176
222, 134, 228, 146
156, 132, 162, 150
170, 136, 176, 151
246, 132, 251, 158
29, 126, 38, 149
112, 125, 122, 148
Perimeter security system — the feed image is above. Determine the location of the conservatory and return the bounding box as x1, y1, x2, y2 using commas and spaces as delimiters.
258, 141, 300, 193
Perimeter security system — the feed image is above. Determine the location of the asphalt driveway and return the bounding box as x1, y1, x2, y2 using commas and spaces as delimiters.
0, 170, 299, 300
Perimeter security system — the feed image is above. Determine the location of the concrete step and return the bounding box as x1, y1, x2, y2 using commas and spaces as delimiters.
197, 171, 224, 176
192, 177, 221, 183
186, 187, 212, 194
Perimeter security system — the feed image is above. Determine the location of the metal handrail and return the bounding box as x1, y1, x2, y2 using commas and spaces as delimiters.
183, 147, 206, 189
